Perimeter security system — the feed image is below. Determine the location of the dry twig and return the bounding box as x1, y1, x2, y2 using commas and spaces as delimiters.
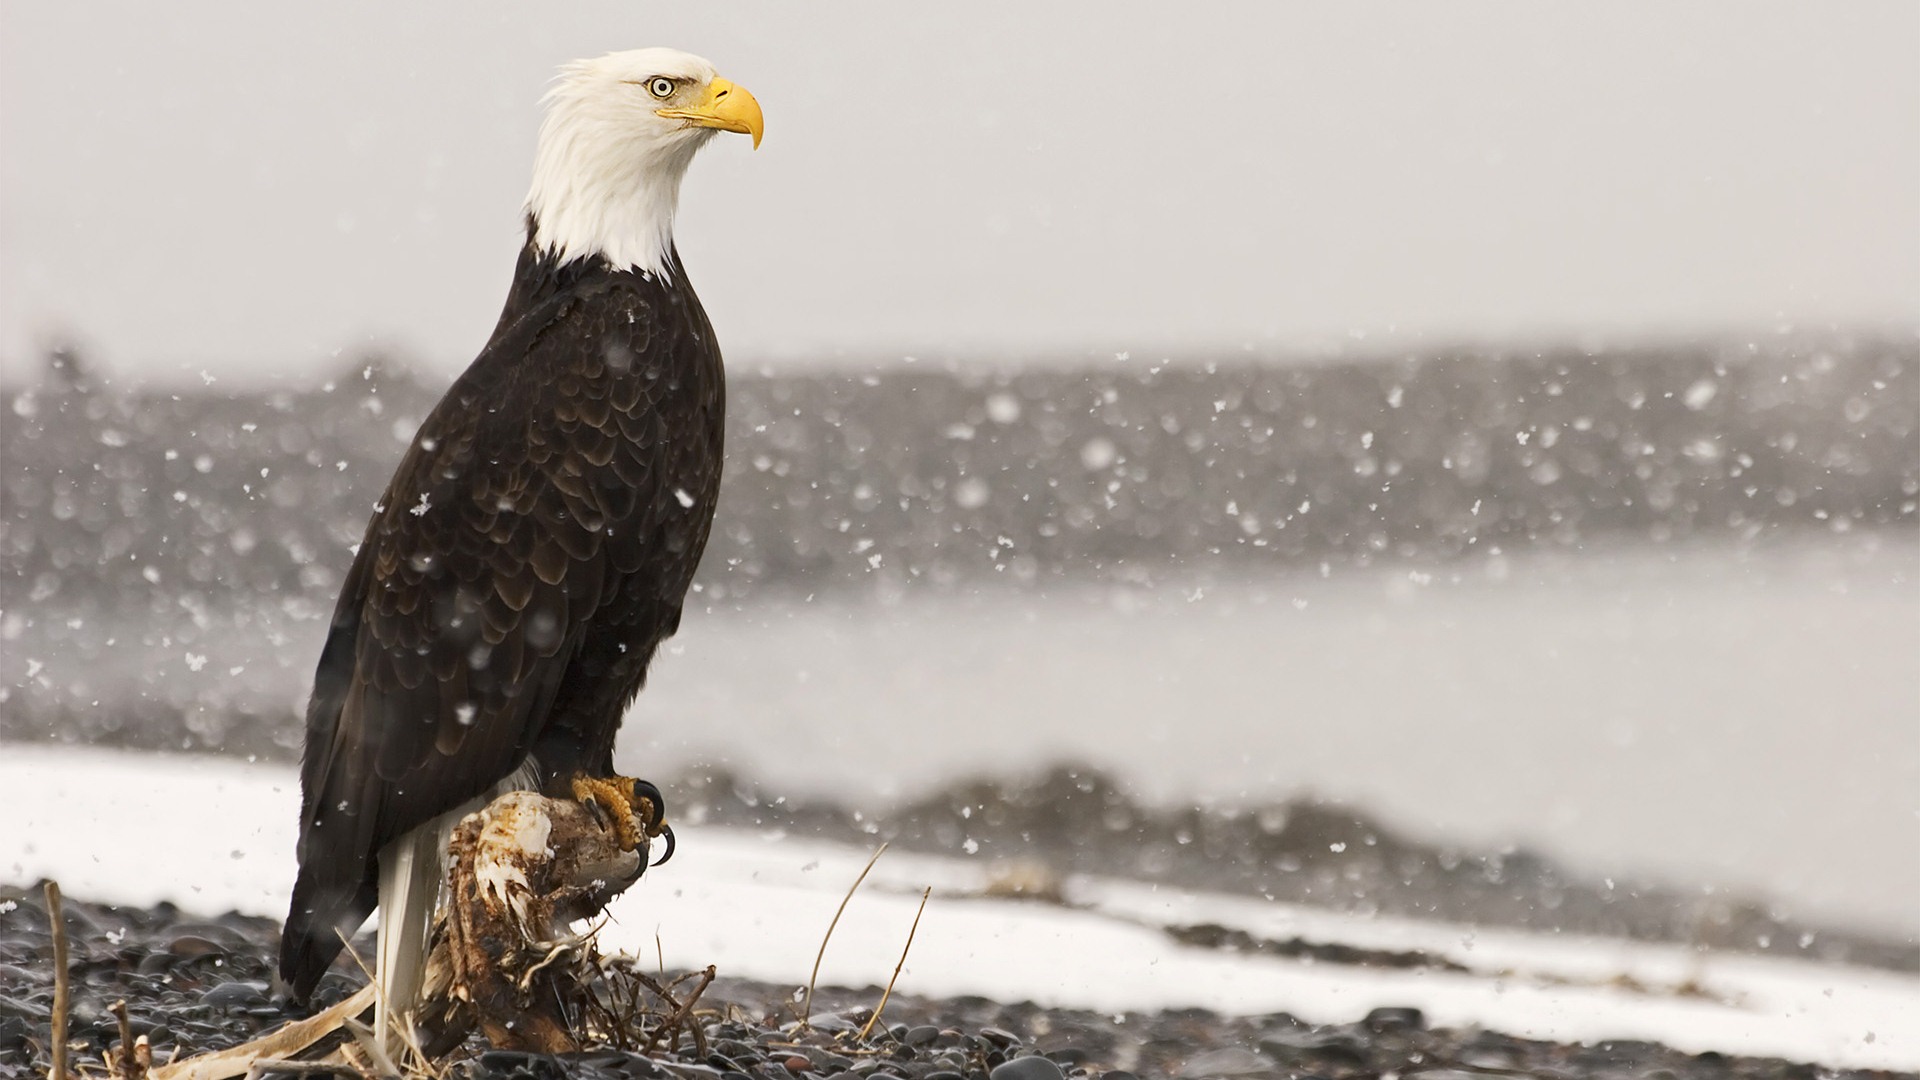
642, 966, 715, 1056
108, 999, 147, 1080
626, 968, 709, 1059
803, 843, 887, 1028
240, 1062, 363, 1080
856, 887, 932, 1042
46, 881, 70, 1080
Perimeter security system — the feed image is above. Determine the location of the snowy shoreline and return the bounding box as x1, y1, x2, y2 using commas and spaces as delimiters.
1, 746, 1916, 1071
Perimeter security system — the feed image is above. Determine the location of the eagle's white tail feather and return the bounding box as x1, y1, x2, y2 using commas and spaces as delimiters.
374, 758, 541, 1057
374, 819, 447, 1056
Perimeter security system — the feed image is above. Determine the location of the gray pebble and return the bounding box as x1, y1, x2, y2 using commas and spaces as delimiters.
809, 1013, 859, 1034
199, 980, 267, 1009
1176, 1047, 1281, 1078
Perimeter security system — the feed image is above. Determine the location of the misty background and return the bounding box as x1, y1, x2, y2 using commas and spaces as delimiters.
3, 2, 1917, 379
3, 3, 1917, 959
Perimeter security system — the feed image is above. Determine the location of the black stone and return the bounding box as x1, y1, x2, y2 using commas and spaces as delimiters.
198, 980, 268, 1009
476, 1050, 572, 1080
988, 1056, 1066, 1080
979, 1027, 1023, 1049
569, 1050, 666, 1079
1361, 1006, 1425, 1033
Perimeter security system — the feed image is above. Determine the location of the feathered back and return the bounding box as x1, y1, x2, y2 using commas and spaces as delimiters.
279, 247, 726, 1001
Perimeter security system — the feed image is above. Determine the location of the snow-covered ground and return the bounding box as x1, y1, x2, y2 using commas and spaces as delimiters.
2, 746, 1914, 1070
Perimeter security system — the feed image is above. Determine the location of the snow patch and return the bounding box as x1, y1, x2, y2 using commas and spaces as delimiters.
0, 746, 1914, 1071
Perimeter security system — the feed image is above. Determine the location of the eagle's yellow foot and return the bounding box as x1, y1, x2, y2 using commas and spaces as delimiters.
568, 775, 674, 865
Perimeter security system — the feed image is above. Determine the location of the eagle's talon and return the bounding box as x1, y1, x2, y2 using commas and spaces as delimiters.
568, 774, 673, 858
625, 778, 668, 832
622, 777, 675, 867
569, 775, 643, 852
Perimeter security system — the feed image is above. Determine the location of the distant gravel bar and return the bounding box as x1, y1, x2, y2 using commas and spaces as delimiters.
7, 333, 1914, 613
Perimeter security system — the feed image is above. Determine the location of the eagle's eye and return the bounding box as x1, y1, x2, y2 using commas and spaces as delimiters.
646, 77, 676, 100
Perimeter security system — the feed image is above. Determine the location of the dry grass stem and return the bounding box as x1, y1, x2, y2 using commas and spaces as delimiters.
46, 881, 70, 1080
333, 929, 430, 1071
803, 842, 888, 1028
856, 887, 932, 1043
340, 1017, 402, 1079
332, 929, 444, 1075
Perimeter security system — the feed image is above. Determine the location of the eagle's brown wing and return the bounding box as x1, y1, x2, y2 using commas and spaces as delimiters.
279, 266, 717, 1001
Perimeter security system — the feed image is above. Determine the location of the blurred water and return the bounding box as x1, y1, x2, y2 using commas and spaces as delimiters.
627, 534, 1920, 939
5, 530, 1914, 940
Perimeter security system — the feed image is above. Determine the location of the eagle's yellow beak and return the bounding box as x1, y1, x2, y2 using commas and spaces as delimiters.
657, 77, 764, 149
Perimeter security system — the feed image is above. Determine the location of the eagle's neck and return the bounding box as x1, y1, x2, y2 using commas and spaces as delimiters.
524, 111, 713, 279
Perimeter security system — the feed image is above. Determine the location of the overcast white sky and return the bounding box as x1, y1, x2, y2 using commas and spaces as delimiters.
2, 2, 1915, 386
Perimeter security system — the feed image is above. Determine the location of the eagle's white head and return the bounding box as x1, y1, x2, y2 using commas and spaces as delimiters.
525, 48, 764, 277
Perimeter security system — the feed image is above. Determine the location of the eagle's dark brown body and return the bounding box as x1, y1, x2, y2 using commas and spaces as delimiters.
279, 238, 725, 1001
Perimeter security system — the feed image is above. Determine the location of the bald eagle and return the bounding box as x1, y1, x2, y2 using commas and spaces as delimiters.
278, 49, 763, 1024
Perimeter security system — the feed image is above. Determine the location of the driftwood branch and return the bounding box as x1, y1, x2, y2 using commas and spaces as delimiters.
414, 791, 647, 1055
149, 985, 376, 1080
240, 1062, 362, 1080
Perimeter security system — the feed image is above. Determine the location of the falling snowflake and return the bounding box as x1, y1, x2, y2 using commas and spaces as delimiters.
1080, 437, 1117, 470
953, 477, 990, 509
985, 392, 1022, 424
